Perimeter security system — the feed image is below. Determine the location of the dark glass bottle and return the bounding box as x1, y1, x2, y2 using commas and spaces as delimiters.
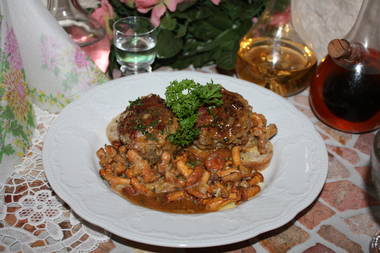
309, 0, 380, 133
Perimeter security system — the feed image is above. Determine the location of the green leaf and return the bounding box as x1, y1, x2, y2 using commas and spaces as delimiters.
107, 0, 265, 72
204, 10, 233, 30
165, 79, 201, 118
196, 82, 223, 106
164, 78, 222, 147
210, 27, 242, 70
214, 48, 237, 70
190, 52, 213, 68
224, 0, 264, 20
1, 106, 15, 120
176, 0, 197, 12
156, 30, 183, 59
168, 127, 199, 147
9, 121, 26, 139
176, 23, 188, 38
189, 21, 222, 41
235, 19, 255, 36
2, 144, 15, 155
173, 6, 212, 21
179, 113, 198, 129
221, 1, 241, 20
0, 87, 5, 97
180, 39, 217, 57
27, 108, 35, 128
160, 14, 177, 31
169, 56, 194, 69
216, 30, 238, 50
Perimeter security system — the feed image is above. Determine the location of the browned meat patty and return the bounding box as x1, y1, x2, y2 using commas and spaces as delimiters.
194, 89, 254, 150
117, 94, 178, 164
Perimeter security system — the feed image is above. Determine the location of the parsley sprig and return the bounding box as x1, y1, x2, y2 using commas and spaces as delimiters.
165, 79, 223, 147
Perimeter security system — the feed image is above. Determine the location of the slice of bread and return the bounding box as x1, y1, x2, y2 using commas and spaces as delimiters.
240, 142, 273, 171
106, 114, 121, 143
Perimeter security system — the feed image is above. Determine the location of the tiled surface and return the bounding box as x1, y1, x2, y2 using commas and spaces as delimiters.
0, 68, 379, 253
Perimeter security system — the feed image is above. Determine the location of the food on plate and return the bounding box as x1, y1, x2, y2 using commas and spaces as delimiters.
97, 79, 277, 213
107, 94, 179, 164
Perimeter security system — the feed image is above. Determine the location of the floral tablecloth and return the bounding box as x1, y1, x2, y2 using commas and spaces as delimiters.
0, 66, 379, 253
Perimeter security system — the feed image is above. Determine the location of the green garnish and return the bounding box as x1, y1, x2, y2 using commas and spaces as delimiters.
133, 120, 157, 141
165, 79, 223, 147
128, 97, 142, 107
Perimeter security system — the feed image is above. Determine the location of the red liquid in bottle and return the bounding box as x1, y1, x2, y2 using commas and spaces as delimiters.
309, 49, 380, 133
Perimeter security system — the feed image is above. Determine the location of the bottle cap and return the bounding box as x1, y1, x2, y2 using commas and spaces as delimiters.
328, 39, 351, 59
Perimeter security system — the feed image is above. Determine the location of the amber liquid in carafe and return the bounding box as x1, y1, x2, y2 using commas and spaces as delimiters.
236, 37, 317, 96
309, 49, 380, 133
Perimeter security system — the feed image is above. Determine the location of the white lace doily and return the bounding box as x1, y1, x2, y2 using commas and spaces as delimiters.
0, 105, 149, 253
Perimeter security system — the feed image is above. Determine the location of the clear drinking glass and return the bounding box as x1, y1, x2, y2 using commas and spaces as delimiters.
371, 130, 380, 253
113, 16, 158, 75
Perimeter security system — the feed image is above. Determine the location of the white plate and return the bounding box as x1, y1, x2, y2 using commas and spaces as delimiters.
43, 71, 328, 248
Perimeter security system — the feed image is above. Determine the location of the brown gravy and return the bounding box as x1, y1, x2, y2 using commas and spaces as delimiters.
117, 190, 208, 214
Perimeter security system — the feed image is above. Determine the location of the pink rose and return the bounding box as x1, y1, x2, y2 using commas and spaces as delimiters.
91, 0, 115, 38
210, 0, 220, 5
135, 0, 158, 10
165, 0, 182, 11
135, 0, 184, 26
150, 3, 167, 26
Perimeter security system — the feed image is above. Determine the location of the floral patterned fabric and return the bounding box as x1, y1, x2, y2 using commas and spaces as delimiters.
6, 0, 108, 113
28, 34, 107, 110
0, 3, 35, 183
0, 0, 107, 182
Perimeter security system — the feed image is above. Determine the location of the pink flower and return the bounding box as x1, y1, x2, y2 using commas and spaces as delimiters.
4, 26, 23, 70
91, 0, 115, 38
135, 0, 158, 10
210, 0, 220, 5
150, 3, 167, 26
135, 0, 183, 26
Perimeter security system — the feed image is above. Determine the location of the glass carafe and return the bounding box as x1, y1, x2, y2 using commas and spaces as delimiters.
236, 0, 317, 97
309, 0, 380, 133
47, 0, 105, 47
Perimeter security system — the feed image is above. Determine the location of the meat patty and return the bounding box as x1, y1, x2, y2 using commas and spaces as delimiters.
194, 89, 254, 150
117, 94, 178, 164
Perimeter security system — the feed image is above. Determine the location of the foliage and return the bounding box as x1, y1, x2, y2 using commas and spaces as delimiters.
107, 0, 264, 75
165, 79, 222, 147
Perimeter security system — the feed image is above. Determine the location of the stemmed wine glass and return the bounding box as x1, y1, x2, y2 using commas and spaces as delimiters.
371, 130, 380, 253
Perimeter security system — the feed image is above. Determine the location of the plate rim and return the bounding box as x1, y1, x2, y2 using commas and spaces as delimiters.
43, 70, 328, 248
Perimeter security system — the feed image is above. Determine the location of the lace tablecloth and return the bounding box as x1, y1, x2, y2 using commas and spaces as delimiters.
1, 67, 379, 253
